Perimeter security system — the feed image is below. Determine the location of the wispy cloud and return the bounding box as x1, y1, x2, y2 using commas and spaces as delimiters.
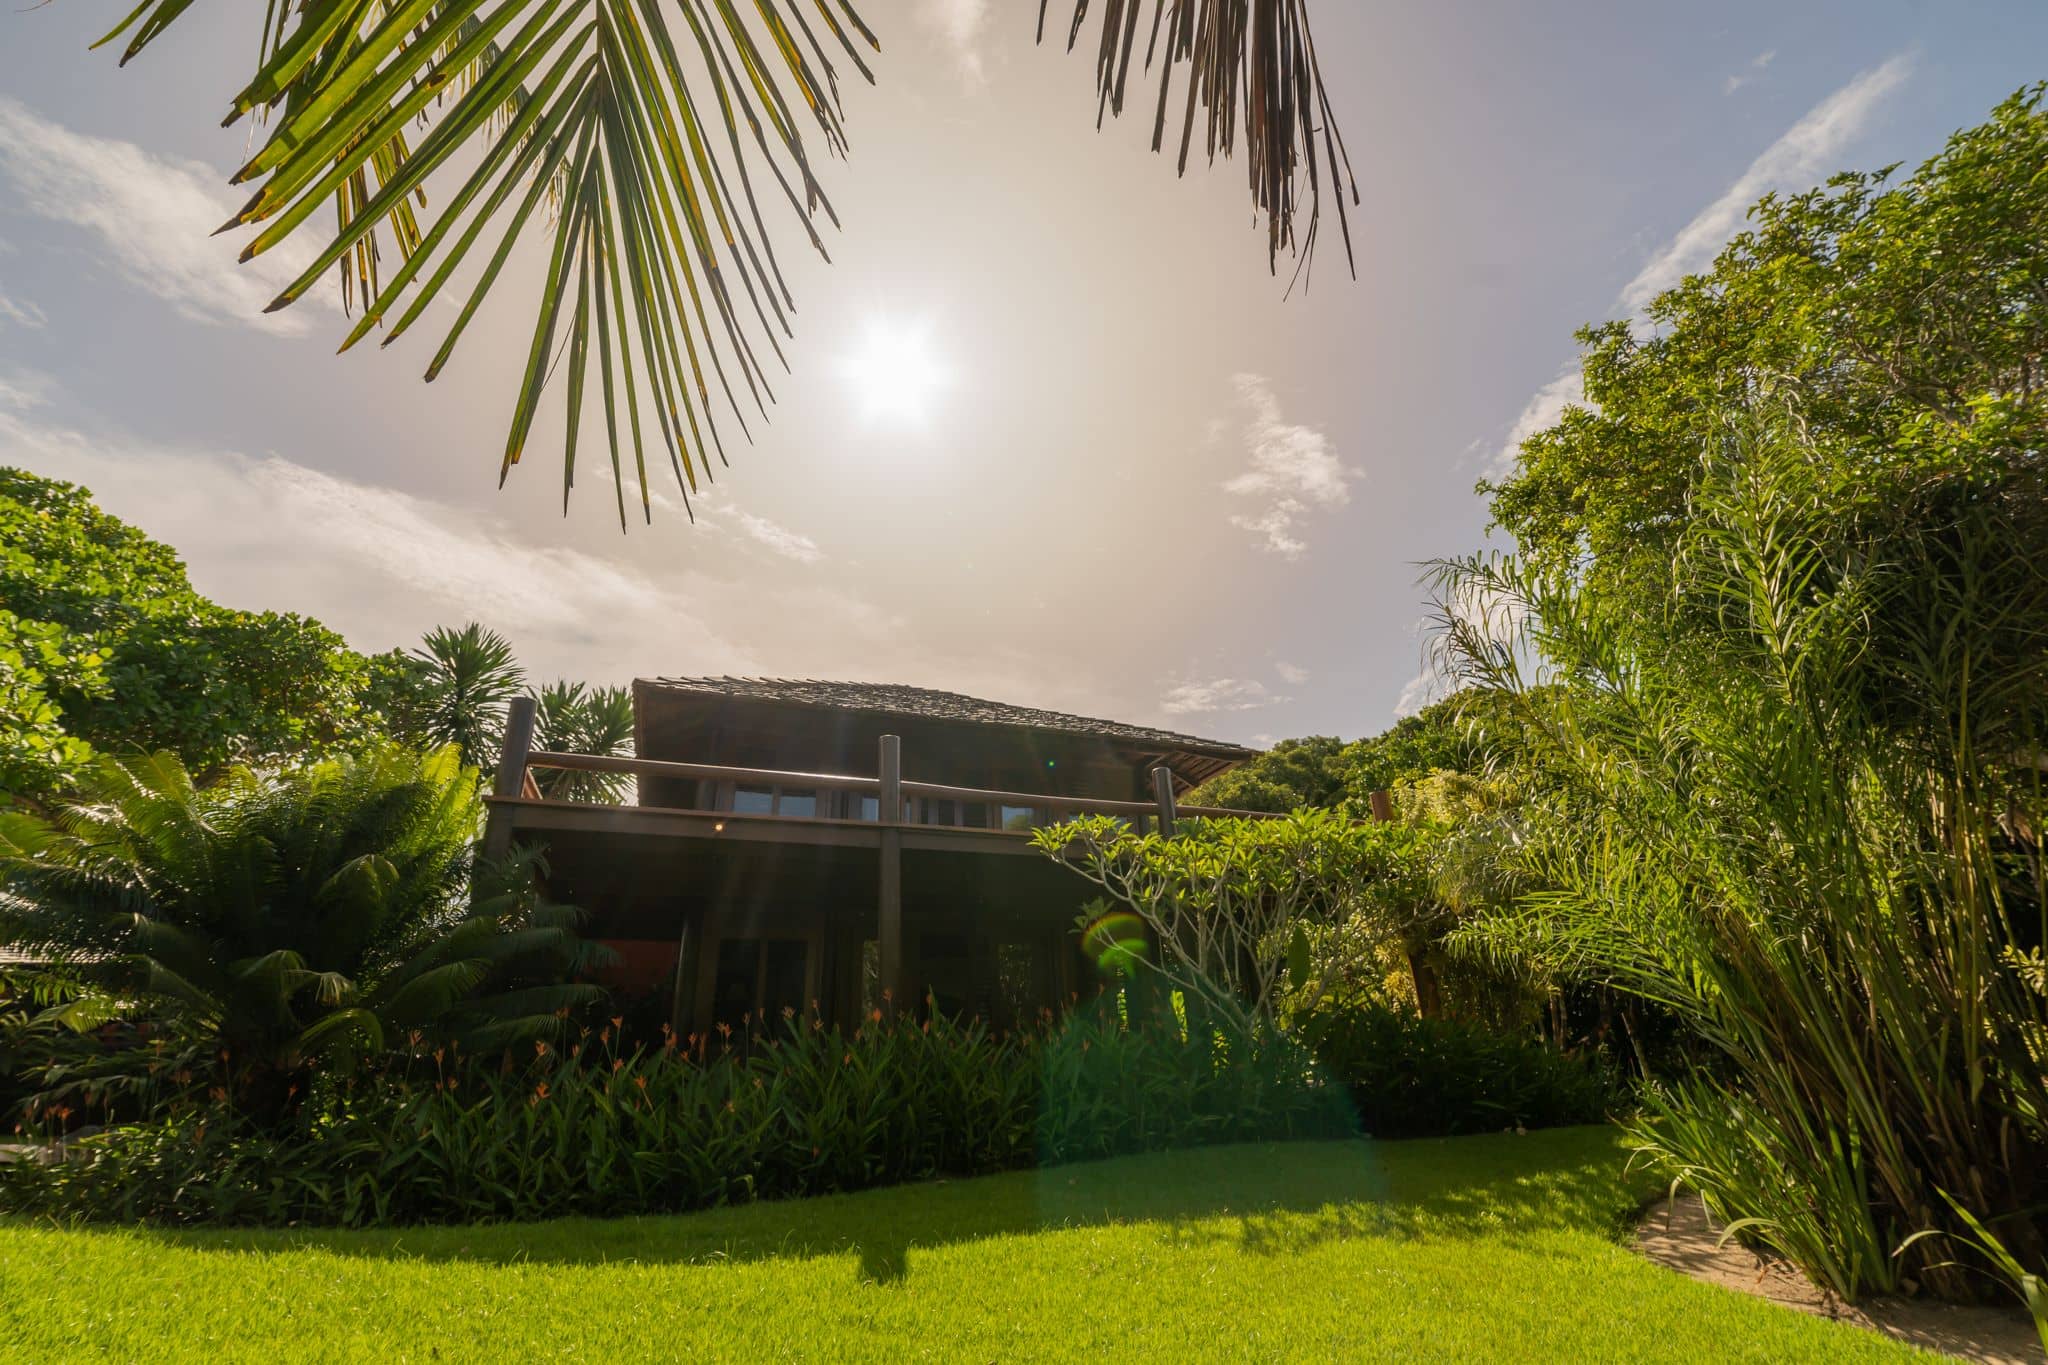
1488, 52, 1914, 477
1274, 661, 1309, 686
674, 489, 826, 565
1160, 677, 1284, 717
1486, 364, 1583, 479
0, 282, 45, 330
0, 97, 333, 336
1724, 47, 1778, 96
1393, 579, 1529, 718
1222, 373, 1354, 559
1623, 52, 1914, 313
917, 0, 992, 85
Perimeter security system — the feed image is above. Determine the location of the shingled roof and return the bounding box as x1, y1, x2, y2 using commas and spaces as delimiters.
638, 677, 1258, 762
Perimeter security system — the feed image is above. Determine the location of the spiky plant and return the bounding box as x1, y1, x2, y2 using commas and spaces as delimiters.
1434, 416, 2048, 1330
0, 745, 606, 1121
532, 679, 636, 801
409, 623, 528, 773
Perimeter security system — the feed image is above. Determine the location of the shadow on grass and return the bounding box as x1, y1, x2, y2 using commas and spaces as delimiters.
120, 1126, 1639, 1275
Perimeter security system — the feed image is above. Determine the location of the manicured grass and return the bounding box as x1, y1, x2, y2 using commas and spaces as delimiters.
0, 1127, 1920, 1362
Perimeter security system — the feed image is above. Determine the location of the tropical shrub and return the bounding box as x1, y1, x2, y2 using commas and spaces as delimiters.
0, 999, 1351, 1227
0, 746, 605, 1122
1293, 1001, 1620, 1139
1034, 810, 1390, 1026
1440, 418, 2048, 1324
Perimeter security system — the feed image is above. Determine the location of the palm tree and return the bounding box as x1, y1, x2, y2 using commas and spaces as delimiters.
86, 1, 1354, 521
409, 623, 528, 773
0, 746, 605, 1121
531, 679, 636, 801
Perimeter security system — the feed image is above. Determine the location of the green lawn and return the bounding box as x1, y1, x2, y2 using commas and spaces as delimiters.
0, 1126, 1921, 1362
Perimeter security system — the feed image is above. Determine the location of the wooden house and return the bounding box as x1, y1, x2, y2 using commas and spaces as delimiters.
482, 677, 1262, 1034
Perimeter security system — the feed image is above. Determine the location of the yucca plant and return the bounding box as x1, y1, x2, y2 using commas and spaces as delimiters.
76, 2, 1353, 515
1435, 416, 2048, 1331
0, 745, 607, 1122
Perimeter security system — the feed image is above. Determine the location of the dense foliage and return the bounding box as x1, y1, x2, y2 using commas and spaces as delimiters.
1444, 402, 2047, 1310
1184, 695, 1491, 814
1485, 85, 2048, 600
0, 747, 605, 1121
0, 468, 370, 801
1295, 1001, 1619, 1139
1, 1001, 1350, 1227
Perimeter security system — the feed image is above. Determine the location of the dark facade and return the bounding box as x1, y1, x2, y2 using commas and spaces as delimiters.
487, 678, 1256, 1034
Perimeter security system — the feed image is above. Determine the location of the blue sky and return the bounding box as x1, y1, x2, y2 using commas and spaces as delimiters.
2, 2, 2044, 746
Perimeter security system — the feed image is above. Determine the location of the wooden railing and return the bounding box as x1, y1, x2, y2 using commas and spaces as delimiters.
481, 695, 1284, 858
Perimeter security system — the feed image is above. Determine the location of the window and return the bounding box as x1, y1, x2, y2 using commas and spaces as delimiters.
1000, 804, 1037, 832
854, 794, 880, 822
778, 790, 817, 818
731, 785, 775, 815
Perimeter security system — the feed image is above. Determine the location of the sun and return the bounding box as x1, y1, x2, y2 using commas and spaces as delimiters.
837, 318, 948, 425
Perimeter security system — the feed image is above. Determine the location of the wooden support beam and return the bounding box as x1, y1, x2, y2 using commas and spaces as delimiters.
481, 695, 539, 865
668, 912, 696, 1037
1368, 789, 1394, 822
1152, 765, 1178, 839
878, 733, 904, 1013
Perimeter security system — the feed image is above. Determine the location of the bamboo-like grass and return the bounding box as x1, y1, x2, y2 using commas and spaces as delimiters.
1434, 420, 2048, 1336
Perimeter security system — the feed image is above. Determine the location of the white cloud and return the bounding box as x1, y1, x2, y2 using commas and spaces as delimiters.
1724, 47, 1778, 96
918, 0, 992, 84
726, 509, 824, 564
0, 401, 760, 684
0, 97, 335, 336
1488, 52, 1913, 478
0, 284, 45, 330
1392, 667, 1435, 719
1160, 677, 1284, 717
1221, 373, 1354, 559
0, 367, 57, 413
1274, 661, 1309, 686
1623, 52, 1913, 313
1487, 364, 1583, 478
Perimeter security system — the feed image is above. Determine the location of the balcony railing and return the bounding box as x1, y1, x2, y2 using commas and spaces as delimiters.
481, 696, 1284, 857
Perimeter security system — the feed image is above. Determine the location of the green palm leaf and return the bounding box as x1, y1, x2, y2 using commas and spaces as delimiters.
95, 1, 1353, 513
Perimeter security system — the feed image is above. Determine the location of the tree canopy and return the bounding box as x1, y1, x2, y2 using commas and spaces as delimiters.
1486, 85, 2048, 594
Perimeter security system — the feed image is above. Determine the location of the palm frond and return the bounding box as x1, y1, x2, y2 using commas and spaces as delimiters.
1043, 0, 1358, 287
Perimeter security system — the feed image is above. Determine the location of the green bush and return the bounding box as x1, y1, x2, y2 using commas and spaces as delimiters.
1296, 1002, 1620, 1138
0, 999, 1353, 1227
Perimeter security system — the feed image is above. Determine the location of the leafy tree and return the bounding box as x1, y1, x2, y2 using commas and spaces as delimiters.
69, 4, 1354, 515
1035, 810, 1393, 1028
0, 746, 607, 1121
0, 468, 370, 800
532, 681, 636, 801
1187, 735, 1348, 813
0, 612, 105, 801
1487, 86, 2048, 597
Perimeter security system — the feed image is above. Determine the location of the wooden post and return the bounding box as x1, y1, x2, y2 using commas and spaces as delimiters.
481, 695, 538, 864
1152, 766, 1177, 838
877, 734, 904, 1012
1368, 789, 1394, 823
668, 912, 696, 1036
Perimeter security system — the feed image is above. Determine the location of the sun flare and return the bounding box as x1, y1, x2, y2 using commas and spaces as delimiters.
837, 319, 948, 425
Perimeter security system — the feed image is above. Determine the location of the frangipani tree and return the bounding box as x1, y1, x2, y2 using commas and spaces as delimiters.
83, 0, 1354, 521
1032, 808, 1383, 1029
